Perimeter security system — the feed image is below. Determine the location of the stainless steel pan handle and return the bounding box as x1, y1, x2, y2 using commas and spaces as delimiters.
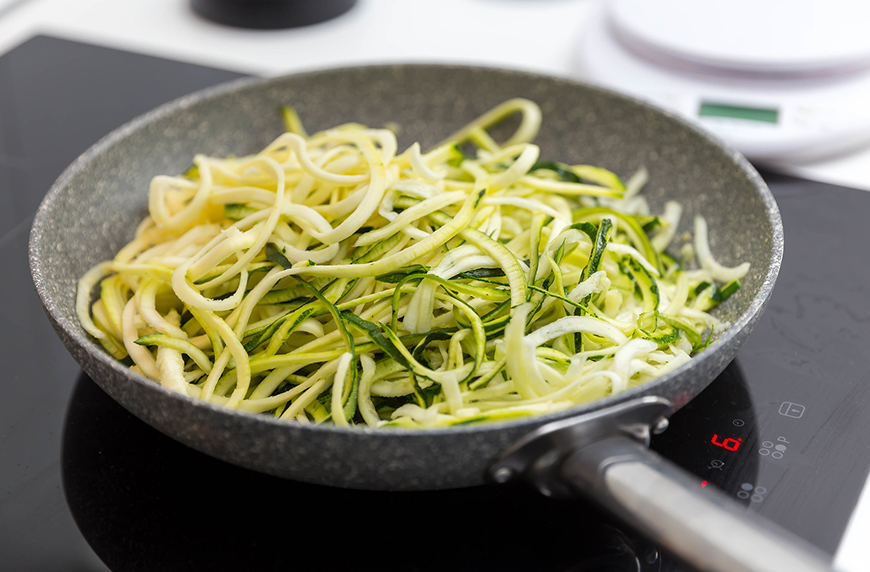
490, 397, 832, 572
562, 436, 831, 572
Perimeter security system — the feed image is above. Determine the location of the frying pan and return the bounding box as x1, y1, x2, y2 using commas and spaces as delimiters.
29, 65, 828, 572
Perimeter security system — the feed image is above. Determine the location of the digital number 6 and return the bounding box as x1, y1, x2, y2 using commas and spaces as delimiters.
711, 434, 742, 451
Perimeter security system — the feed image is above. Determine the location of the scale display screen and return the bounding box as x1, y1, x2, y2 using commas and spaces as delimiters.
698, 101, 779, 123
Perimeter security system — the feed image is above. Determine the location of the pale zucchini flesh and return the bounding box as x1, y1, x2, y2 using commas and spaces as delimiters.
76, 99, 746, 428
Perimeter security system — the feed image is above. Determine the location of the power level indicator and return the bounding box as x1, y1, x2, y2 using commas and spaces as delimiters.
711, 434, 743, 451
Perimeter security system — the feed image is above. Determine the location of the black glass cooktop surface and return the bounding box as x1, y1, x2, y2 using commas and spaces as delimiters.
2, 35, 870, 572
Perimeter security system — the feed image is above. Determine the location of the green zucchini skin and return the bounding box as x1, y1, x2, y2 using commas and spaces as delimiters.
74, 97, 746, 429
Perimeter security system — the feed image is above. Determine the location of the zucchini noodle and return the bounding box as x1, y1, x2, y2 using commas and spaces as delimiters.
78, 99, 748, 428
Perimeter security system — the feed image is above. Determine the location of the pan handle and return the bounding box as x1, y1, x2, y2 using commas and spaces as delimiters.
490, 398, 832, 572
559, 435, 831, 572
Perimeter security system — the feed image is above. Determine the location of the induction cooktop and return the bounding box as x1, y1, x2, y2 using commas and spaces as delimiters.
2, 35, 869, 572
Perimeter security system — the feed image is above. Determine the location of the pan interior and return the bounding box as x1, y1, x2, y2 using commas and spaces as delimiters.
31, 65, 779, 489
38, 66, 773, 344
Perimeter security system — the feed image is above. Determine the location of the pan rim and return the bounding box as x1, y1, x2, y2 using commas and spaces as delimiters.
29, 62, 783, 439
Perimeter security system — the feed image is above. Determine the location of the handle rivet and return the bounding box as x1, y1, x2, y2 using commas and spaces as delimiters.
492, 466, 514, 483
653, 417, 669, 434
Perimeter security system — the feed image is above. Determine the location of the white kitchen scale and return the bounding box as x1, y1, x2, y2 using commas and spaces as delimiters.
575, 0, 870, 164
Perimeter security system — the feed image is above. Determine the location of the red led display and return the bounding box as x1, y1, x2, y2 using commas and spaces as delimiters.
711, 434, 742, 451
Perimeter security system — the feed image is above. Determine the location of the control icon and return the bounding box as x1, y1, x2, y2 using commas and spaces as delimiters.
737, 483, 768, 503
779, 402, 806, 418
732, 419, 745, 427
759, 436, 789, 459
709, 459, 725, 470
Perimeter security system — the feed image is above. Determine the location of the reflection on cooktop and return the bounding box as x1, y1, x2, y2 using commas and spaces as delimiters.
61, 359, 761, 572
62, 374, 662, 572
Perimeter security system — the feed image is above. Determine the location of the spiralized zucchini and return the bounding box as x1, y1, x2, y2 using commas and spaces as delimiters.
78, 99, 749, 428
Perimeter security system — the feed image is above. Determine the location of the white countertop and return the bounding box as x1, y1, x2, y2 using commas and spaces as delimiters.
1, 1, 867, 570
2, 0, 869, 192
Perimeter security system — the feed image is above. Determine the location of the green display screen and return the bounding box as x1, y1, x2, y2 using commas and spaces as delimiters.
698, 102, 779, 124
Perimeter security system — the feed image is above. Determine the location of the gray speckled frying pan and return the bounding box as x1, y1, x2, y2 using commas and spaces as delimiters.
29, 65, 828, 572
